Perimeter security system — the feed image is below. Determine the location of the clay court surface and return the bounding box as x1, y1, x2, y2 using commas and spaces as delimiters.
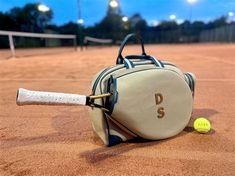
0, 44, 234, 175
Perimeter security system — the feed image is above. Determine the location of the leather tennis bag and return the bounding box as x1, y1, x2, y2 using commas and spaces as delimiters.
89, 33, 196, 146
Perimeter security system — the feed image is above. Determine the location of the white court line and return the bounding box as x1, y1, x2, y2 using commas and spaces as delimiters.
198, 78, 235, 82
122, 148, 235, 163
185, 54, 235, 65
11, 143, 235, 163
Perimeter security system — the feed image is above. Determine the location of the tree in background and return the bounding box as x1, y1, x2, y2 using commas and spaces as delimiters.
155, 21, 179, 43
91, 0, 131, 42
129, 14, 148, 36
0, 11, 16, 31
95, 14, 123, 41
0, 3, 53, 32
206, 16, 227, 30
0, 3, 234, 47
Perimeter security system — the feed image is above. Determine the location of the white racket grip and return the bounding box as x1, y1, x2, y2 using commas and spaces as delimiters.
16, 88, 87, 106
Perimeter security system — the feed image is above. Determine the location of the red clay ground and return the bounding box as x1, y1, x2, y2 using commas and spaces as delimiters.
0, 44, 235, 176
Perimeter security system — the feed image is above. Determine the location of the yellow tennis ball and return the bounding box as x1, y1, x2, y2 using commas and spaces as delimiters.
194, 117, 211, 133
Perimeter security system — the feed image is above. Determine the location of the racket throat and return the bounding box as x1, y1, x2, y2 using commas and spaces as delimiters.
87, 93, 112, 112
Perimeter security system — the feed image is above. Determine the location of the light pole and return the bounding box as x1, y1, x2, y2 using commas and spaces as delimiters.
108, 0, 121, 15
122, 16, 129, 31
37, 4, 50, 32
186, 0, 197, 43
227, 11, 234, 42
77, 0, 83, 23
109, 0, 119, 8
77, 0, 83, 50
108, 0, 121, 41
187, 0, 197, 22
37, 4, 51, 47
228, 11, 234, 22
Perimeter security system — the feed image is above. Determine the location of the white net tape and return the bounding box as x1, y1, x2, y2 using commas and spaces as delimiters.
84, 36, 112, 44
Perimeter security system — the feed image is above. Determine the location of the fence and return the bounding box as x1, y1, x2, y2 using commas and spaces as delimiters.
200, 24, 235, 42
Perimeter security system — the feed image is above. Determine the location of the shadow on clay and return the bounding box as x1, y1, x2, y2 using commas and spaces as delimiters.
191, 108, 218, 120
183, 108, 218, 133
1, 107, 219, 160
80, 108, 219, 163
80, 138, 171, 164
0, 108, 93, 149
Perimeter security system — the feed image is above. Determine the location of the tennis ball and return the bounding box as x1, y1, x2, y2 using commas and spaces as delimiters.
193, 117, 211, 134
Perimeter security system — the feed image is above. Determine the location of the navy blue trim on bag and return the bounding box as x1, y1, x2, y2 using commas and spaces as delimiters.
110, 78, 118, 113
123, 55, 164, 69
108, 135, 123, 146
184, 73, 195, 97
92, 67, 111, 94
151, 56, 164, 68
116, 33, 146, 64
184, 73, 191, 89
104, 76, 118, 114
187, 73, 195, 97
124, 58, 135, 69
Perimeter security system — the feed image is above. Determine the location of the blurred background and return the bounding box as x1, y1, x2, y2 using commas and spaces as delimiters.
0, 0, 235, 52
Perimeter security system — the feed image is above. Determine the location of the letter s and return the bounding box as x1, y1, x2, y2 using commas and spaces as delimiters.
157, 107, 165, 118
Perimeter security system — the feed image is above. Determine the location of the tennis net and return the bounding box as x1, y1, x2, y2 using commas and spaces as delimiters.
84, 36, 112, 48
0, 30, 77, 58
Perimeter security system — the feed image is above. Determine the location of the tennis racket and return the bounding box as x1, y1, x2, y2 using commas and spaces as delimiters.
16, 88, 111, 111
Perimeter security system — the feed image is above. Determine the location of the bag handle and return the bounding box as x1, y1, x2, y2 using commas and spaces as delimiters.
116, 33, 147, 64
123, 55, 164, 69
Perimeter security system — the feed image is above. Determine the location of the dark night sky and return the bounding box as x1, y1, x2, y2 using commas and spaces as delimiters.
0, 0, 234, 26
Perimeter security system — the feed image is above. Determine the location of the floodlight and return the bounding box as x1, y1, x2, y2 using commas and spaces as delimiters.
122, 16, 128, 22
176, 19, 184, 24
187, 0, 197, 4
228, 12, 234, 17
148, 20, 159, 27
38, 4, 50, 12
77, 19, 84, 24
110, 0, 118, 8
169, 14, 176, 20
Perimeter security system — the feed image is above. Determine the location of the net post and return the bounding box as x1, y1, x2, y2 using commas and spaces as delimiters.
73, 36, 77, 51
79, 27, 84, 51
8, 34, 15, 57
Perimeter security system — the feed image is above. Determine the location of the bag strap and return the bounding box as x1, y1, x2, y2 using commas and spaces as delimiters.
116, 33, 147, 64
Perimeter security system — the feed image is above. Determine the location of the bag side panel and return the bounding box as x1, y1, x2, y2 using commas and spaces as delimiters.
89, 66, 137, 146
88, 99, 109, 145
112, 69, 193, 140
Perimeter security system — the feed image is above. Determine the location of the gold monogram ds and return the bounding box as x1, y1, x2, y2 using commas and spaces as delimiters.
155, 93, 165, 118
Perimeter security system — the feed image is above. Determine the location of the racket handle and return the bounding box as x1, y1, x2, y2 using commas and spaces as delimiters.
16, 88, 87, 106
